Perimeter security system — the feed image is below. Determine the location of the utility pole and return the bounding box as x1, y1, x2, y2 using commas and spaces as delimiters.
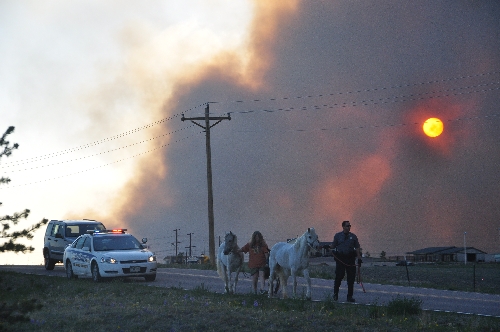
464, 231, 467, 265
173, 229, 180, 257
182, 103, 231, 265
186, 232, 196, 257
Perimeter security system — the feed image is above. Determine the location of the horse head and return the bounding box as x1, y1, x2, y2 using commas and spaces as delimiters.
223, 231, 237, 255
306, 227, 320, 251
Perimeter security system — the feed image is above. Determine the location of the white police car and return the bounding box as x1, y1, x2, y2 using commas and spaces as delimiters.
63, 229, 157, 282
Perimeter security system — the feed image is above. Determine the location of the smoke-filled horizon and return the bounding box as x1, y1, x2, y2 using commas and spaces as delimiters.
2, 1, 500, 264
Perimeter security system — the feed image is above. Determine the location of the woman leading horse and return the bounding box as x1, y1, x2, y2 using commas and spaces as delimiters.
240, 231, 270, 295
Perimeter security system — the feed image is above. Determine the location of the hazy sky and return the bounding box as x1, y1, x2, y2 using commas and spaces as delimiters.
2, 0, 500, 265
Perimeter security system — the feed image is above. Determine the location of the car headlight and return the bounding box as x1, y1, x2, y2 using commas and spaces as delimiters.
148, 255, 156, 262
101, 257, 117, 264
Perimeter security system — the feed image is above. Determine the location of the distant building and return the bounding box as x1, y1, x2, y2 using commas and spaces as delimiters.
318, 241, 333, 256
406, 246, 487, 263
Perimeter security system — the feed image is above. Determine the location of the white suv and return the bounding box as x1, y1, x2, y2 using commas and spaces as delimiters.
43, 219, 106, 270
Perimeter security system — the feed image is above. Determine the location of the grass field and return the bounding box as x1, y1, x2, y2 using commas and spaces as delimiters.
1, 264, 499, 331
308, 261, 500, 294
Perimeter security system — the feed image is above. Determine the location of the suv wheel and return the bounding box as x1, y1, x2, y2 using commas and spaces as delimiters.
44, 250, 56, 270
65, 260, 77, 279
91, 262, 102, 282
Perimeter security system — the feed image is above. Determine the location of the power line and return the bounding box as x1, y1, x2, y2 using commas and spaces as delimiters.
209, 70, 500, 105
2, 72, 499, 186
1, 134, 197, 188
4, 111, 497, 188
3, 125, 196, 172
1, 103, 206, 166
228, 81, 500, 115
4, 79, 498, 172
3, 73, 497, 168
232, 113, 500, 134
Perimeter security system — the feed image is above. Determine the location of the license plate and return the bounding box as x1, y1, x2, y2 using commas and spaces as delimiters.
130, 266, 140, 273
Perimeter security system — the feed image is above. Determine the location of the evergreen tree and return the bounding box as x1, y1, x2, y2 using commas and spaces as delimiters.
0, 126, 48, 253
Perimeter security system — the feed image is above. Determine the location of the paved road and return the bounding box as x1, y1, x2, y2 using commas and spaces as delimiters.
2, 265, 499, 318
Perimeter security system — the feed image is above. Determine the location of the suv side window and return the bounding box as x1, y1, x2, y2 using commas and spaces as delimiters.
50, 224, 59, 237
51, 223, 65, 238
66, 225, 79, 237
45, 222, 54, 236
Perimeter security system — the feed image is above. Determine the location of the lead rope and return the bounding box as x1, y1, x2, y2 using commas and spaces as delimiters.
357, 263, 366, 293
332, 253, 366, 293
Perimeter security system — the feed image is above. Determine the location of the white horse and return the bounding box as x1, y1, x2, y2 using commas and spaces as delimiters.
216, 231, 244, 294
268, 227, 319, 300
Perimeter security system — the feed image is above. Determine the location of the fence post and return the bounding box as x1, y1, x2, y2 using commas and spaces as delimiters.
473, 263, 476, 292
405, 264, 410, 286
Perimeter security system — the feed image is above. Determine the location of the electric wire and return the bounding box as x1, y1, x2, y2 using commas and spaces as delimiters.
3, 78, 498, 172
210, 70, 500, 105
3, 73, 497, 169
233, 113, 500, 134
3, 125, 197, 173
2, 133, 202, 188
1, 103, 206, 167
228, 81, 500, 115
5, 109, 496, 187
1, 71, 499, 187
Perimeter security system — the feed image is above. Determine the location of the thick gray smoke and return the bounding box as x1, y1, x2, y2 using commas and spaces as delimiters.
99, 1, 500, 260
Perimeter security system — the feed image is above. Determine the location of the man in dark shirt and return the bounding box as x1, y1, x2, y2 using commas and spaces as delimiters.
332, 220, 362, 302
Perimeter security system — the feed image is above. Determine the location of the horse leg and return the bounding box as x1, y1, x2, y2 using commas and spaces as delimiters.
274, 274, 281, 295
234, 267, 241, 294
227, 268, 233, 294
223, 266, 230, 293
281, 273, 289, 299
303, 268, 311, 300
268, 268, 275, 298
291, 270, 297, 298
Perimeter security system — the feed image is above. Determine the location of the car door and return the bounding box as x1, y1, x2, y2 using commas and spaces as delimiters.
80, 236, 93, 275
69, 236, 86, 275
49, 222, 66, 260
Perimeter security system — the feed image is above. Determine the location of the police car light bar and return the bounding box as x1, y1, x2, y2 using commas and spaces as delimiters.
110, 229, 127, 233
88, 229, 127, 235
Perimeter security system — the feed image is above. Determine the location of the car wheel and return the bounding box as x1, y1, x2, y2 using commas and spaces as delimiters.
65, 260, 77, 279
144, 274, 156, 282
44, 250, 56, 271
91, 262, 102, 282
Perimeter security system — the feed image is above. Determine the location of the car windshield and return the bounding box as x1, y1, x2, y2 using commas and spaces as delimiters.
93, 235, 142, 251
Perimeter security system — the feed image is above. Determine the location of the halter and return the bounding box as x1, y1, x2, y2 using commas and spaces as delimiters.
223, 233, 239, 255
227, 246, 240, 255
306, 236, 319, 252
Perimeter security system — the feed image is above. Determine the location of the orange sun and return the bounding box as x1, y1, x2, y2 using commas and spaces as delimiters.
423, 117, 444, 137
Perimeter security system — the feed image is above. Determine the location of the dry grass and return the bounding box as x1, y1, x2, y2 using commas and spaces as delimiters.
1, 270, 499, 331
308, 262, 500, 294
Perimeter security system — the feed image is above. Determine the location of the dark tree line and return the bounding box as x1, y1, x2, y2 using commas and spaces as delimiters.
0, 126, 48, 253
